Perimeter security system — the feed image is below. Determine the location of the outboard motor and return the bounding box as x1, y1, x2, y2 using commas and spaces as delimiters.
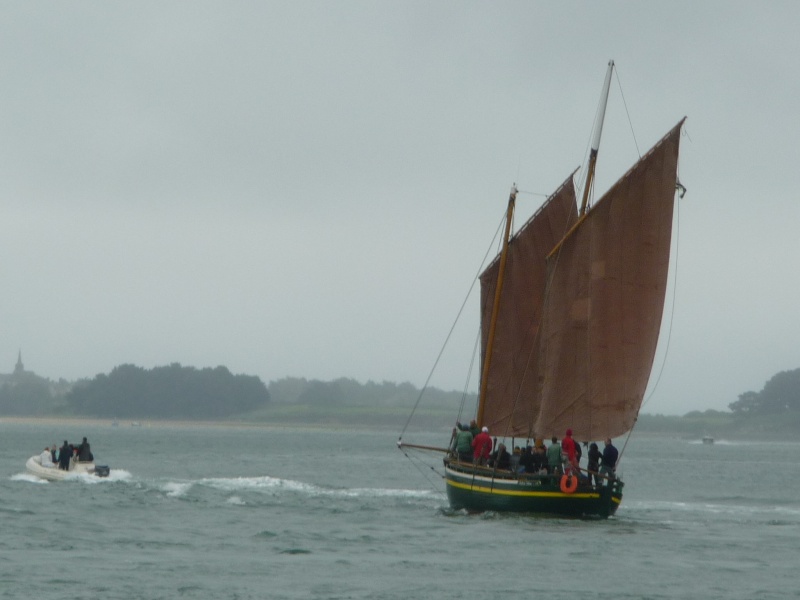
93, 465, 110, 477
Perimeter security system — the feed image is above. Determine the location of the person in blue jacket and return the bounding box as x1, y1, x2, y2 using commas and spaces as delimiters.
600, 438, 619, 480
58, 440, 72, 471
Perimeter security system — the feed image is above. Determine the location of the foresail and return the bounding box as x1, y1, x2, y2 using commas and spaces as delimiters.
535, 120, 685, 441
479, 175, 578, 437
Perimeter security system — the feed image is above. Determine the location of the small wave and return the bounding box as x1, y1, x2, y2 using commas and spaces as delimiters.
253, 530, 278, 539
66, 469, 134, 485
105, 469, 133, 482
0, 504, 36, 516
330, 487, 438, 500
63, 472, 104, 484
226, 495, 246, 506
687, 439, 735, 445
200, 475, 317, 494
156, 477, 287, 499
10, 473, 49, 484
162, 482, 194, 497
625, 499, 800, 519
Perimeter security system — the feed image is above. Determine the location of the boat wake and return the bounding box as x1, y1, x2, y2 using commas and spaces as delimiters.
158, 474, 439, 504
12, 468, 440, 507
624, 498, 800, 522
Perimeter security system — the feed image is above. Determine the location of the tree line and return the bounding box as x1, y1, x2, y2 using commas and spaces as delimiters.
65, 363, 269, 419
0, 366, 469, 419
267, 376, 468, 408
0, 363, 269, 419
5, 362, 800, 423
728, 368, 800, 415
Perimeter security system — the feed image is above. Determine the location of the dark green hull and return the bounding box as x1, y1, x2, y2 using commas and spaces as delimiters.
444, 460, 622, 518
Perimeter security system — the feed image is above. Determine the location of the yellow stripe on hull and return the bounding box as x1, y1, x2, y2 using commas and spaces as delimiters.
444, 467, 623, 516
446, 477, 601, 499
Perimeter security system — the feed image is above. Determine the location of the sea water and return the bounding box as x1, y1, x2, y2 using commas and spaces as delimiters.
1, 421, 798, 599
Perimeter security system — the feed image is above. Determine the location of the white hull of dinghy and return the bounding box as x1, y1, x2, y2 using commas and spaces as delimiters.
25, 455, 109, 481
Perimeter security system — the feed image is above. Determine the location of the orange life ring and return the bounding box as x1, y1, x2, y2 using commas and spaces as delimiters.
560, 473, 578, 494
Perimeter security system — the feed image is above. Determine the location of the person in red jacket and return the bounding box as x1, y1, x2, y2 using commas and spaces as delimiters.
471, 426, 493, 466
561, 428, 578, 473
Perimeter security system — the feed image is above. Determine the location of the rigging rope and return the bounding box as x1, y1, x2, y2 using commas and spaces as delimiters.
640, 181, 682, 412
456, 326, 482, 423
397, 446, 447, 495
614, 66, 641, 158
397, 210, 506, 441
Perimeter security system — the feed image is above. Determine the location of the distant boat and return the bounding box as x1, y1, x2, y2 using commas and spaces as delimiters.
702, 435, 714, 445
399, 60, 686, 518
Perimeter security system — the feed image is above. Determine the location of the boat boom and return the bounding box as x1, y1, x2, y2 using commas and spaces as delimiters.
396, 440, 450, 454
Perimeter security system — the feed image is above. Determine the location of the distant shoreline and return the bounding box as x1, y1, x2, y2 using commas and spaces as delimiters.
0, 415, 399, 432
4, 412, 798, 439
1, 416, 314, 430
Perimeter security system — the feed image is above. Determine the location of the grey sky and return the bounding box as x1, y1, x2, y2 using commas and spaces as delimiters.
2, 2, 798, 415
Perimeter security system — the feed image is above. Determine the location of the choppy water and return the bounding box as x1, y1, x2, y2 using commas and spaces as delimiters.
1, 421, 798, 599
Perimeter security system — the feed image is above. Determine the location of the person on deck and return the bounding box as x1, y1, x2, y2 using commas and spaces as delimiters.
76, 437, 93, 462
547, 437, 563, 474
561, 429, 578, 473
489, 443, 511, 470
58, 440, 72, 471
454, 426, 474, 462
531, 444, 548, 473
457, 419, 480, 438
50, 444, 58, 464
600, 438, 619, 480
471, 426, 493, 466
587, 442, 602, 486
518, 446, 534, 473
40, 446, 54, 468
510, 447, 522, 473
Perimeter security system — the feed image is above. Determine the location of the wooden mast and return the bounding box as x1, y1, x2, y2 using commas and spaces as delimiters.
476, 185, 517, 428
579, 59, 614, 215
550, 60, 614, 258
477, 60, 613, 426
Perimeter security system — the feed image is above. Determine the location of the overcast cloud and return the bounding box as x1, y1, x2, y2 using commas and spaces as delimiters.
2, 1, 798, 415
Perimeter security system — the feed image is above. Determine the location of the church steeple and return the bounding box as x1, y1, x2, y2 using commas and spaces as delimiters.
13, 350, 24, 375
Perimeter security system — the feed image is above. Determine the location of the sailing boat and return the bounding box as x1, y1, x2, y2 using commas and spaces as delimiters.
399, 61, 686, 518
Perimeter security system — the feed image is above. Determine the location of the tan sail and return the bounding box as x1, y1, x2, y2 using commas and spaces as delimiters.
398, 63, 686, 518
535, 119, 685, 441
478, 175, 578, 437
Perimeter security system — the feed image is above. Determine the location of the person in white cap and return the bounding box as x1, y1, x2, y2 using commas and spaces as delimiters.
471, 426, 493, 466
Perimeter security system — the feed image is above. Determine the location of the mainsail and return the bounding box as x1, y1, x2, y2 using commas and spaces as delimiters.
478, 175, 578, 437
536, 119, 685, 441
478, 119, 684, 442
